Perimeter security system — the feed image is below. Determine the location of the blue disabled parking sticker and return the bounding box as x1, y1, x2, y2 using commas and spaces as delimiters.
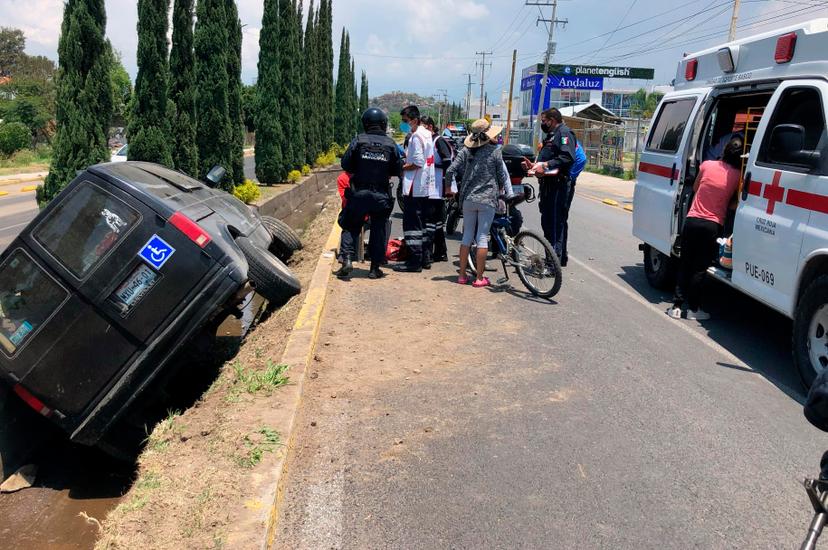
139, 234, 176, 270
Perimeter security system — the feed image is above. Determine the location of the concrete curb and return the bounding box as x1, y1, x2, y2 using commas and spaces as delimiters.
0, 173, 46, 186
260, 219, 340, 549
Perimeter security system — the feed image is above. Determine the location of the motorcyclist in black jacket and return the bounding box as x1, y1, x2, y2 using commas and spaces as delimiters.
335, 108, 402, 280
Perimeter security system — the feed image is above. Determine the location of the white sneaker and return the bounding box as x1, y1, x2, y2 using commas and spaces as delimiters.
667, 306, 683, 319
686, 309, 711, 321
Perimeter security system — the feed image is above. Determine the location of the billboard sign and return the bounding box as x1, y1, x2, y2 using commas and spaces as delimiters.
520, 74, 604, 91
525, 63, 655, 80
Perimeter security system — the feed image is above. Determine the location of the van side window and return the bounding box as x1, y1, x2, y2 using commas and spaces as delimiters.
758, 87, 827, 174
646, 98, 697, 153
34, 182, 140, 279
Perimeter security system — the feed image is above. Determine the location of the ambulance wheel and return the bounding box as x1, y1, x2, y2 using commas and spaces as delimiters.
237, 237, 301, 307
261, 216, 302, 262
793, 275, 828, 388
643, 244, 676, 291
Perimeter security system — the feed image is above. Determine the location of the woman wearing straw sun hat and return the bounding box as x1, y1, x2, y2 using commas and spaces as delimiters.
445, 118, 512, 287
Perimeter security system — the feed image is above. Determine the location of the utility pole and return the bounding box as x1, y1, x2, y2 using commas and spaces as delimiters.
463, 73, 475, 119
728, 0, 741, 41
476, 51, 492, 119
505, 49, 517, 145
527, 0, 568, 148
436, 88, 448, 127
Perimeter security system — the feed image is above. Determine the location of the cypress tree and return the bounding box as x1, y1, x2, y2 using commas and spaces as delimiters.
40, 0, 113, 204
288, 0, 305, 171
226, 0, 244, 184
170, 0, 197, 175
359, 71, 368, 113
128, 0, 172, 166
319, 0, 334, 148
302, 0, 318, 164
350, 57, 358, 136
255, 0, 285, 183
194, 0, 233, 190
333, 29, 350, 145
276, 0, 298, 172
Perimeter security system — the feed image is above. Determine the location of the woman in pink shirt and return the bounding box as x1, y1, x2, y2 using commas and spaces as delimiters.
669, 136, 743, 321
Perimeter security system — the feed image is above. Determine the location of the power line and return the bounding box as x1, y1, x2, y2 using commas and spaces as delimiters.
475, 51, 493, 118
583, 0, 639, 63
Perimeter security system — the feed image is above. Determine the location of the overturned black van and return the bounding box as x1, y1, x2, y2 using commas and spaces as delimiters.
0, 162, 301, 449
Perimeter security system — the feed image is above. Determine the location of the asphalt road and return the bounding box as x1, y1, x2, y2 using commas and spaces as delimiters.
276, 191, 826, 548
0, 192, 38, 251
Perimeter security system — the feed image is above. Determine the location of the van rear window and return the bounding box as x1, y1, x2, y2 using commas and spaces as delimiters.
646, 98, 697, 153
0, 249, 68, 354
34, 182, 140, 279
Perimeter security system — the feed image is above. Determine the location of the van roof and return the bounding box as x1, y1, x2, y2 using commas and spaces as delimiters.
674, 18, 828, 91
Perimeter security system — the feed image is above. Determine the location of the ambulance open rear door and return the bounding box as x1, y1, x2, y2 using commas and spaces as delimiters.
633, 89, 708, 256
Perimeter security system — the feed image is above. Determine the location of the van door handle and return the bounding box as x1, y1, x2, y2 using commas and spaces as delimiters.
668, 163, 677, 186
741, 171, 752, 201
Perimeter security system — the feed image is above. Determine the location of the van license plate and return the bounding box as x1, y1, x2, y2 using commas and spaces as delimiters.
113, 264, 158, 309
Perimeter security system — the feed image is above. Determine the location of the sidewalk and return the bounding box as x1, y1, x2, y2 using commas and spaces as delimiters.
575, 171, 635, 209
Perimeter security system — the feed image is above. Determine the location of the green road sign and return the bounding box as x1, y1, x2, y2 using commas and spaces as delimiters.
530, 63, 655, 80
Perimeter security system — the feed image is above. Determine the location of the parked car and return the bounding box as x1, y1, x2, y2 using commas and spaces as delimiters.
0, 161, 302, 453
110, 144, 128, 162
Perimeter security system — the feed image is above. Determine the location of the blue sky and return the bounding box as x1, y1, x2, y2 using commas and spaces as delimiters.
3, 0, 827, 102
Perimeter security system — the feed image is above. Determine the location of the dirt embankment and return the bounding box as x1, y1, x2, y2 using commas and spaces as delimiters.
95, 192, 338, 550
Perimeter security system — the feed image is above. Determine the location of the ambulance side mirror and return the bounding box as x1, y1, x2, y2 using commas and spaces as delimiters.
768, 124, 817, 168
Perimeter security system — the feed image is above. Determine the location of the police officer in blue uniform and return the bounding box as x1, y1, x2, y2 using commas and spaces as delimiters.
334, 108, 402, 280
532, 107, 576, 260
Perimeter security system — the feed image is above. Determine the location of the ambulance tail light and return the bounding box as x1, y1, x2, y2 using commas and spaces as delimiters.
13, 384, 52, 417
685, 59, 697, 81
775, 32, 797, 64
169, 212, 212, 248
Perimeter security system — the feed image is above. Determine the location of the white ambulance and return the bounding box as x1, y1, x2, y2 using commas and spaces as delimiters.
633, 19, 828, 386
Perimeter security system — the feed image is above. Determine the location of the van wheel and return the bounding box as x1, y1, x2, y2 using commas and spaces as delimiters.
261, 216, 302, 262
793, 275, 828, 388
236, 236, 301, 307
643, 244, 676, 290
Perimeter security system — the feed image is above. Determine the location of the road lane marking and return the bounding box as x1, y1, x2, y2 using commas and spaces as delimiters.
569, 255, 754, 371
576, 191, 632, 213
602, 198, 619, 206
20, 186, 37, 192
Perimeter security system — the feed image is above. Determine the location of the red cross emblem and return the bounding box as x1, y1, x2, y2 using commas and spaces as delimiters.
762, 171, 784, 215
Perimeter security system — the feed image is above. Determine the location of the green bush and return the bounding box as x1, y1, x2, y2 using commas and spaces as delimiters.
232, 179, 261, 204
0, 122, 31, 156
287, 169, 302, 183
300, 164, 311, 176
314, 149, 335, 168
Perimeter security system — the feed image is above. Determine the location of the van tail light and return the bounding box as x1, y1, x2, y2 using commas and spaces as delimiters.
685, 59, 698, 81
13, 384, 52, 417
775, 32, 797, 63
169, 212, 212, 248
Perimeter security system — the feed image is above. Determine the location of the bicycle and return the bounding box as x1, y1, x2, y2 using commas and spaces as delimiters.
802, 453, 828, 550
467, 183, 562, 298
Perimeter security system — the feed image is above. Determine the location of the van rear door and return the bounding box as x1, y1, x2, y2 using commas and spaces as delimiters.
733, 80, 828, 315
633, 90, 708, 255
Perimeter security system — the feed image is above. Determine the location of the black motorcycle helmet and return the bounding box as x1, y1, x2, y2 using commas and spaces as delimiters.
361, 107, 388, 132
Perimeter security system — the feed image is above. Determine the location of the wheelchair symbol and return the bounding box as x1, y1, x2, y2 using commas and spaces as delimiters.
139, 235, 176, 269
148, 245, 169, 263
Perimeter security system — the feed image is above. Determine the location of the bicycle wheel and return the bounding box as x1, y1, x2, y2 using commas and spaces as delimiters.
513, 230, 562, 298
467, 245, 478, 276
396, 181, 405, 212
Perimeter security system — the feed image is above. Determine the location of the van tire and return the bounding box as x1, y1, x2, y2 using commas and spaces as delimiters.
261, 216, 302, 262
643, 244, 676, 291
793, 275, 828, 388
236, 236, 301, 307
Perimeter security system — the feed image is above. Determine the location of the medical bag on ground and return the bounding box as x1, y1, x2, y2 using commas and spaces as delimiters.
386, 238, 409, 262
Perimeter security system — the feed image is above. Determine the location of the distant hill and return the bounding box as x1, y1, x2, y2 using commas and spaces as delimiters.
371, 91, 435, 114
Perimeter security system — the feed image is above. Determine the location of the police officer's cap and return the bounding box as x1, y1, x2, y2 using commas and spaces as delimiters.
361, 107, 388, 131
